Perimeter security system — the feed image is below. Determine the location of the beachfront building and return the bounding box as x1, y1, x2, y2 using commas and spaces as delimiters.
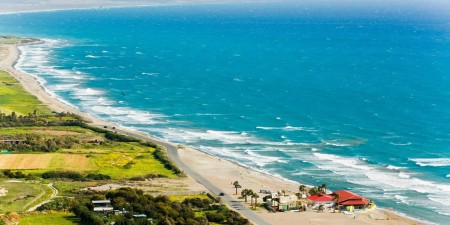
279, 195, 299, 211
266, 192, 300, 211
307, 194, 335, 209
333, 190, 370, 211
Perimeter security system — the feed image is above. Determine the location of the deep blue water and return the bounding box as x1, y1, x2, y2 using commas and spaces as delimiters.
1, 2, 450, 224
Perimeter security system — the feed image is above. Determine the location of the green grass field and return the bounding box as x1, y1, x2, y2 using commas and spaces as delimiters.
169, 194, 210, 202
19, 212, 85, 225
0, 180, 53, 213
0, 70, 51, 116
0, 126, 176, 179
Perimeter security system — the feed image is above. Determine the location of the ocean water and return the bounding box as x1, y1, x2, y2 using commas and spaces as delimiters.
1, 1, 450, 224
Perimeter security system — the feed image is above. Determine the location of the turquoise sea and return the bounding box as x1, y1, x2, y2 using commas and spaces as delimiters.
1, 1, 450, 224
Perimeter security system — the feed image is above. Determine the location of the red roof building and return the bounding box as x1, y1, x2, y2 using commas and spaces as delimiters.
333, 190, 370, 206
307, 194, 334, 202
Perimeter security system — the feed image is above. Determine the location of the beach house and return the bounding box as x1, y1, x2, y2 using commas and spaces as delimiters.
266, 192, 300, 211
307, 194, 335, 208
333, 190, 370, 211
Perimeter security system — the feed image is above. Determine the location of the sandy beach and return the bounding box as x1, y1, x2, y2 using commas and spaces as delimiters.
0, 41, 425, 225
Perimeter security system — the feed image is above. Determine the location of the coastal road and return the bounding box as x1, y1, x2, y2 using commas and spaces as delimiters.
102, 126, 272, 225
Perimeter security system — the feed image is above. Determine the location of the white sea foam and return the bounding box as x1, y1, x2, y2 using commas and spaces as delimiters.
309, 152, 450, 216
85, 55, 101, 58
322, 140, 354, 147
71, 88, 104, 96
386, 165, 406, 170
398, 172, 411, 179
256, 125, 308, 131
90, 106, 168, 125
394, 195, 410, 205
47, 83, 80, 91
142, 72, 159, 76
409, 158, 450, 167
390, 142, 412, 146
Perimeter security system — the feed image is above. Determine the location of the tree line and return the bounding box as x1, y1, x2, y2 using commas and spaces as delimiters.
67, 188, 250, 225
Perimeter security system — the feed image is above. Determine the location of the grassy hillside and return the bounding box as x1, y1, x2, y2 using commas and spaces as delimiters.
0, 70, 50, 115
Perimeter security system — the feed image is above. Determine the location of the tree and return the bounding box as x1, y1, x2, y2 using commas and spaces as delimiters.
246, 189, 254, 206
318, 183, 327, 194
241, 189, 251, 202
308, 187, 319, 196
252, 193, 259, 209
298, 185, 306, 195
233, 181, 241, 195
333, 193, 341, 211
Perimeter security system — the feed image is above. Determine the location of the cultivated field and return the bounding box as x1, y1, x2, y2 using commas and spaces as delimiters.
0, 154, 91, 170
19, 212, 84, 225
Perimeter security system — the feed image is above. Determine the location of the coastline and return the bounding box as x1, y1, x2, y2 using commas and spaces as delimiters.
0, 0, 265, 15
0, 41, 425, 225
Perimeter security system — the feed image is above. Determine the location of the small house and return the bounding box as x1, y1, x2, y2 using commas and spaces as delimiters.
278, 195, 299, 211
307, 194, 335, 208
92, 200, 113, 214
0, 139, 24, 145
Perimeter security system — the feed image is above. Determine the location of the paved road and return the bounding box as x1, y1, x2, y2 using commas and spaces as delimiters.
103, 126, 272, 225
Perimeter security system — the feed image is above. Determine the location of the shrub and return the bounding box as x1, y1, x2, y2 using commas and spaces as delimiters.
42, 171, 83, 180
153, 146, 183, 175
130, 176, 145, 181
205, 211, 226, 223
86, 173, 111, 180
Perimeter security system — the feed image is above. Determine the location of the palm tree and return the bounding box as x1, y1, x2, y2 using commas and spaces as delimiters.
249, 190, 254, 207
252, 193, 260, 209
308, 187, 319, 196
299, 185, 306, 194
241, 189, 250, 202
233, 181, 241, 195
318, 183, 327, 194
333, 193, 341, 211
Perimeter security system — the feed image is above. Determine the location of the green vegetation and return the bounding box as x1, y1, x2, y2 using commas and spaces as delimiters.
0, 70, 50, 116
0, 126, 177, 179
69, 188, 249, 225
0, 36, 40, 45
168, 194, 210, 202
19, 212, 84, 225
0, 180, 53, 213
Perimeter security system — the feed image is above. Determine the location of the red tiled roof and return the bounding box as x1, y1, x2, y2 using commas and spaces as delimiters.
333, 190, 370, 206
339, 198, 370, 206
307, 194, 334, 202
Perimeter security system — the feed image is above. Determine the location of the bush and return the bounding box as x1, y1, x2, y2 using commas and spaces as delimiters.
42, 171, 83, 180
205, 211, 226, 223
86, 173, 111, 180
130, 176, 145, 181
153, 146, 183, 175
37, 197, 74, 211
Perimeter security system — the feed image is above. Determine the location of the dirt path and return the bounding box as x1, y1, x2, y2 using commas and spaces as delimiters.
26, 183, 58, 212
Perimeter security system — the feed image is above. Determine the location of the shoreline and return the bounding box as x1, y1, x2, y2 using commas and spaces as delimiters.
0, 41, 425, 225
0, 0, 267, 15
